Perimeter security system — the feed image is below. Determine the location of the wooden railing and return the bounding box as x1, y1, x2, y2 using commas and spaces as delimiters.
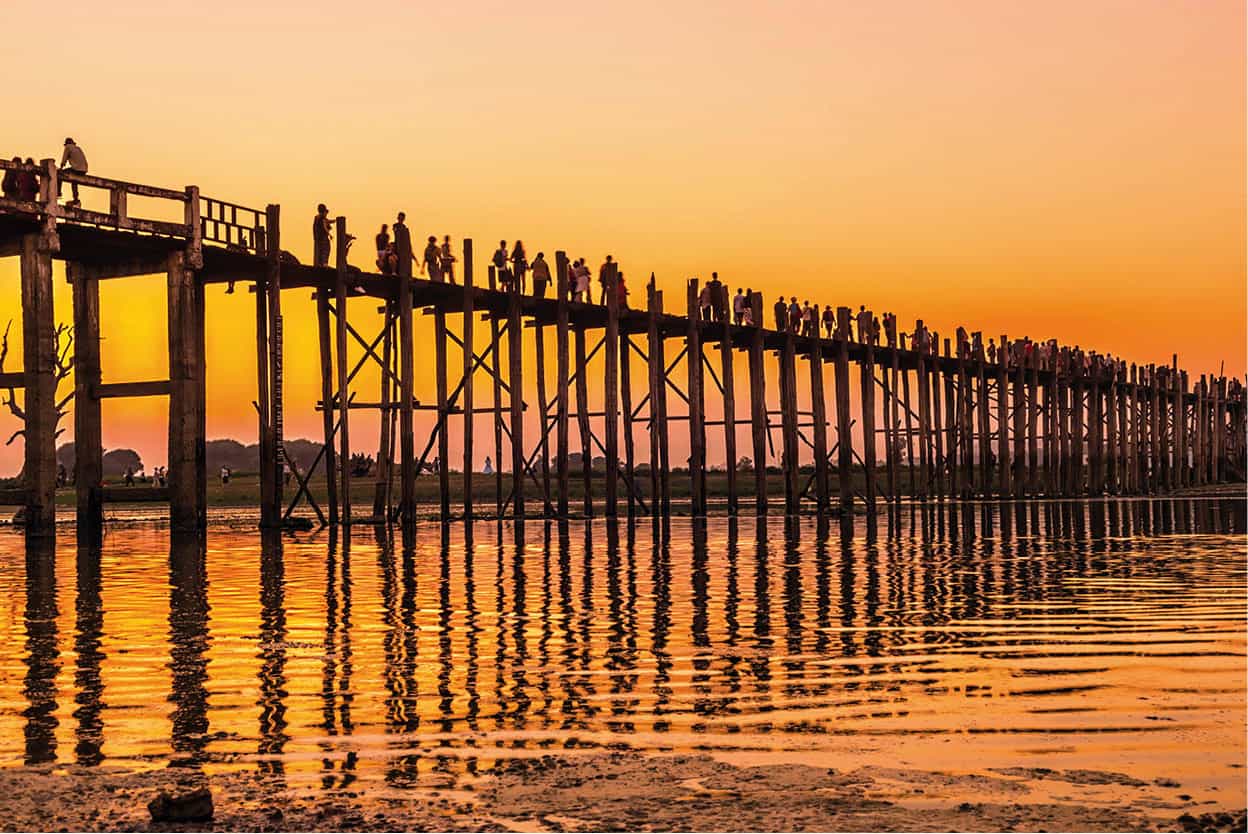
200, 195, 266, 253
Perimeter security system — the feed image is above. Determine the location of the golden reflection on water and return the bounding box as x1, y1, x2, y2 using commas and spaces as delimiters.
0, 499, 1243, 801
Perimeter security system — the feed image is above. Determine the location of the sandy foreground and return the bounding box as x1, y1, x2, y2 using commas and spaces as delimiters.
1, 753, 1243, 833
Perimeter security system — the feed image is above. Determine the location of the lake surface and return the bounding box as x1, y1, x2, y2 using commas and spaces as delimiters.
0, 499, 1243, 807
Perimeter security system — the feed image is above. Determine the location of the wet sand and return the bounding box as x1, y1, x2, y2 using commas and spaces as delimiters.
3, 752, 1243, 832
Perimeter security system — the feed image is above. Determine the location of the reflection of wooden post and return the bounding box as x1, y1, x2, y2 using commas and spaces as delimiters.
316, 288, 339, 524
834, 307, 853, 513
686, 279, 706, 515
604, 263, 619, 517
747, 293, 768, 514
462, 240, 475, 517
555, 252, 570, 516
70, 265, 102, 529
334, 218, 352, 524
167, 249, 205, 531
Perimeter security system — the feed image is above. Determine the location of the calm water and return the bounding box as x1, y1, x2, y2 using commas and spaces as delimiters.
0, 499, 1244, 803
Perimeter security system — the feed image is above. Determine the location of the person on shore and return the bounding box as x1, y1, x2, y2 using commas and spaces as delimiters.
423, 235, 441, 280
732, 288, 746, 325
124, 466, 135, 487
59, 137, 88, 205
220, 466, 231, 485
511, 241, 528, 293
698, 281, 713, 322
531, 252, 551, 298
375, 224, 390, 271
598, 255, 615, 304
1, 158, 19, 200
17, 159, 40, 202
312, 203, 332, 267
440, 235, 457, 284
483, 455, 494, 475
822, 305, 834, 339
774, 296, 787, 331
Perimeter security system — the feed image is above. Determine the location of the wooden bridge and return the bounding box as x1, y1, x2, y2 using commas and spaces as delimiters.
1, 158, 1244, 534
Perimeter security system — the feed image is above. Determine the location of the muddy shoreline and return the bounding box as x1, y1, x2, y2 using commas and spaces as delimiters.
2, 753, 1243, 832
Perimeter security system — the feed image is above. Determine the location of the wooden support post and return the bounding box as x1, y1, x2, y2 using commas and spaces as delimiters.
70, 265, 102, 529
1088, 369, 1103, 494
1173, 364, 1185, 488
810, 337, 830, 511
902, 361, 916, 497
1106, 370, 1119, 493
646, 280, 663, 513
574, 325, 592, 516
942, 354, 956, 498
834, 307, 853, 512
489, 267, 505, 514
316, 288, 339, 524
1149, 365, 1161, 492
996, 334, 1010, 497
373, 305, 394, 520
781, 329, 800, 513
1194, 376, 1205, 486
686, 280, 707, 515
1129, 365, 1141, 492
720, 307, 739, 515
167, 249, 205, 531
603, 263, 620, 517
435, 306, 451, 519
396, 219, 415, 524
915, 324, 932, 498
19, 235, 57, 533
1011, 348, 1025, 497
975, 342, 991, 498
1027, 360, 1039, 494
747, 293, 768, 514
620, 326, 636, 516
1057, 354, 1070, 496
1047, 367, 1060, 495
255, 274, 274, 526
535, 304, 553, 515
333, 218, 352, 525
654, 289, 672, 512
1212, 376, 1223, 482
860, 314, 877, 511
264, 205, 282, 524
1070, 364, 1084, 495
931, 353, 944, 499
507, 285, 524, 519
555, 252, 570, 516
887, 344, 901, 502
462, 239, 475, 517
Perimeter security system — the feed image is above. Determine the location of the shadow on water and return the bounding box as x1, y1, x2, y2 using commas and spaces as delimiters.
6, 496, 1246, 791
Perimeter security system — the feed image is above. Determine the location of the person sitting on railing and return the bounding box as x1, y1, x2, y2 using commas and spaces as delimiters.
312, 203, 332, 267
1, 158, 19, 200
17, 159, 40, 202
59, 138, 88, 206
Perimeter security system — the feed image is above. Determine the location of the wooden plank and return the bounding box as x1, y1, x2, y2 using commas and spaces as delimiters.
748, 293, 768, 514
316, 288, 340, 525
686, 279, 707, 515
555, 252, 570, 516
834, 307, 853, 512
720, 308, 738, 515
0, 371, 22, 388
507, 285, 524, 519
859, 313, 877, 511
809, 336, 830, 511
334, 218, 352, 524
94, 380, 171, 399
166, 249, 204, 530
603, 263, 620, 517
574, 325, 592, 516
71, 265, 103, 528
462, 239, 475, 518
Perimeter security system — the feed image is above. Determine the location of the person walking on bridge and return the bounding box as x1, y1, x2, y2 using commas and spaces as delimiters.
531, 252, 551, 298
59, 137, 88, 206
440, 235, 457, 284
598, 255, 615, 304
732, 288, 746, 325
312, 203, 332, 267
423, 235, 442, 280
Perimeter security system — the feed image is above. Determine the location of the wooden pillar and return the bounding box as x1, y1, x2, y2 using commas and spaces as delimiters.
70, 265, 102, 529
780, 329, 800, 514
902, 361, 916, 497
333, 219, 352, 525
19, 235, 57, 533
996, 334, 1010, 497
167, 250, 205, 531
1088, 369, 1103, 494
1027, 360, 1039, 494
435, 304, 451, 518
1057, 355, 1070, 496
264, 205, 283, 524
574, 325, 592, 516
747, 293, 768, 514
645, 281, 662, 513
931, 352, 944, 499
1194, 376, 1205, 487
462, 239, 475, 517
1129, 365, 1141, 492
555, 252, 570, 516
720, 307, 739, 515
316, 288, 339, 524
603, 263, 620, 517
834, 307, 853, 512
489, 267, 505, 514
1211, 376, 1223, 482
809, 338, 830, 511
860, 314, 877, 511
887, 344, 901, 502
620, 327, 636, 516
1149, 365, 1161, 492
535, 305, 553, 515
1070, 364, 1084, 495
942, 353, 956, 498
655, 291, 672, 512
1106, 370, 1119, 493
255, 276, 274, 526
1173, 364, 1185, 488
507, 286, 524, 519
975, 343, 991, 498
372, 305, 394, 520
686, 279, 707, 515
396, 222, 416, 524
1011, 348, 1025, 497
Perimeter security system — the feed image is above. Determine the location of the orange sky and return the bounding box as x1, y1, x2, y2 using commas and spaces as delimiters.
1, 0, 1243, 475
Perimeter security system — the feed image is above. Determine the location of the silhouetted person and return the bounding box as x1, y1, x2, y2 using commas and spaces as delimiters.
531, 252, 550, 298
375, 224, 390, 271
732, 288, 746, 325
774, 296, 786, 331
511, 241, 528, 293
598, 255, 615, 304
393, 212, 412, 277
440, 235, 457, 283
59, 138, 87, 205
17, 159, 39, 202
312, 203, 331, 267
493, 240, 508, 285
1, 158, 19, 200
822, 305, 834, 339
787, 297, 801, 333
572, 259, 590, 301
617, 272, 629, 308
423, 235, 441, 280
698, 282, 713, 321
706, 272, 724, 322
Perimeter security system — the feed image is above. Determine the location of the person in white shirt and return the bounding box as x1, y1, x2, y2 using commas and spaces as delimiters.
59, 137, 88, 205
732, 288, 747, 326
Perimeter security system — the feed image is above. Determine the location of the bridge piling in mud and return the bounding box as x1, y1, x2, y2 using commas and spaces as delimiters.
1, 159, 1244, 535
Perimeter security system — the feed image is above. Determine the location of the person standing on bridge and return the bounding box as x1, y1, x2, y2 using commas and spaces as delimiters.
510, 241, 528, 293
17, 159, 40, 202
774, 296, 786, 331
59, 138, 88, 206
531, 252, 551, 298
2, 158, 19, 200
597, 255, 615, 304
440, 235, 457, 284
375, 224, 390, 272
423, 235, 442, 280
312, 204, 332, 267
493, 241, 509, 286
393, 212, 413, 277
822, 305, 834, 339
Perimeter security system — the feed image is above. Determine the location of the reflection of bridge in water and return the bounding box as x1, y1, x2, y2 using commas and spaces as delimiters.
1, 158, 1244, 534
